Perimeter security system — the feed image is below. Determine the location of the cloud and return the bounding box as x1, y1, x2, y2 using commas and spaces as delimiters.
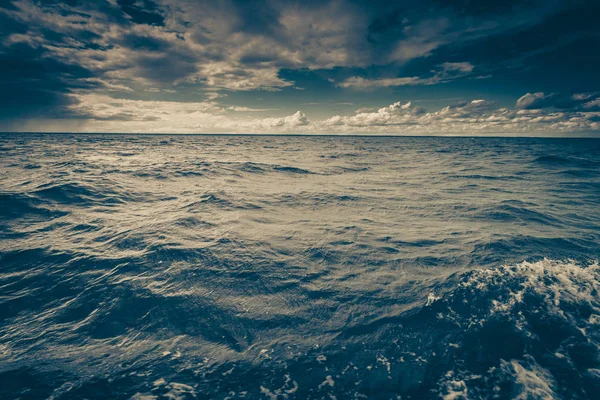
321, 99, 599, 134
226, 111, 310, 132
325, 101, 424, 126
225, 106, 272, 112
193, 63, 293, 91
1, 0, 598, 131
39, 93, 309, 133
337, 62, 475, 89
0, 0, 570, 97
0, 39, 97, 122
437, 61, 474, 75
584, 98, 600, 110
22, 94, 591, 135
516, 92, 600, 111
116, 0, 166, 26
337, 76, 421, 89
1, 0, 296, 93
70, 94, 224, 121
516, 92, 556, 109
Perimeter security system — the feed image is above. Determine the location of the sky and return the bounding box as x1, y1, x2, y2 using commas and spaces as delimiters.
1, 0, 599, 135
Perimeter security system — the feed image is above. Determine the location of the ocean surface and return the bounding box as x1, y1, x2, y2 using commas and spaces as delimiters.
1, 134, 599, 400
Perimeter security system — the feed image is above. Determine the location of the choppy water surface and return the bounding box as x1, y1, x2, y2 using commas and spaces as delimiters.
1, 134, 599, 399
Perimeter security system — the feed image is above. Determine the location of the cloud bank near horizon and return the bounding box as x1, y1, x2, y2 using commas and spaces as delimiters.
12, 95, 598, 135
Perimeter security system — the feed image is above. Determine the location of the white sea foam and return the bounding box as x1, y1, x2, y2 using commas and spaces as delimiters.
318, 375, 335, 389
433, 259, 599, 399
505, 358, 558, 400
376, 354, 391, 375
440, 371, 469, 400
130, 393, 158, 400
259, 374, 299, 399
163, 382, 196, 400
426, 292, 441, 306
457, 259, 600, 336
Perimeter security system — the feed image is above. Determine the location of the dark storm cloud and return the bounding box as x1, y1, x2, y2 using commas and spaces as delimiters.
0, 5, 102, 122
0, 7, 166, 127
0, 3, 101, 123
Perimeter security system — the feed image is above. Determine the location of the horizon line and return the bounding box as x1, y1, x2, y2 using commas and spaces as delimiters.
1, 132, 600, 139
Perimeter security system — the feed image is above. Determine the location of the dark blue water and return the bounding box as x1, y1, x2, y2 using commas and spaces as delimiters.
1, 134, 599, 399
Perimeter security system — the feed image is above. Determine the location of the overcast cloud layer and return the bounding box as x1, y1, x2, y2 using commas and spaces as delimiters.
1, 0, 599, 134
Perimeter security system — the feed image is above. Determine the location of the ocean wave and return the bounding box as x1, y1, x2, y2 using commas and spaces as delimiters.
1, 134, 600, 399
475, 201, 561, 225
2, 255, 598, 399
184, 192, 262, 210
215, 161, 317, 176
470, 236, 598, 266
246, 259, 600, 399
426, 259, 600, 399
534, 154, 600, 168
30, 181, 132, 206
272, 165, 314, 174
447, 174, 525, 181
276, 192, 361, 206
0, 193, 67, 221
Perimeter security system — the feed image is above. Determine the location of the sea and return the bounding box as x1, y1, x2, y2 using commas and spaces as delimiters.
0, 133, 599, 399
